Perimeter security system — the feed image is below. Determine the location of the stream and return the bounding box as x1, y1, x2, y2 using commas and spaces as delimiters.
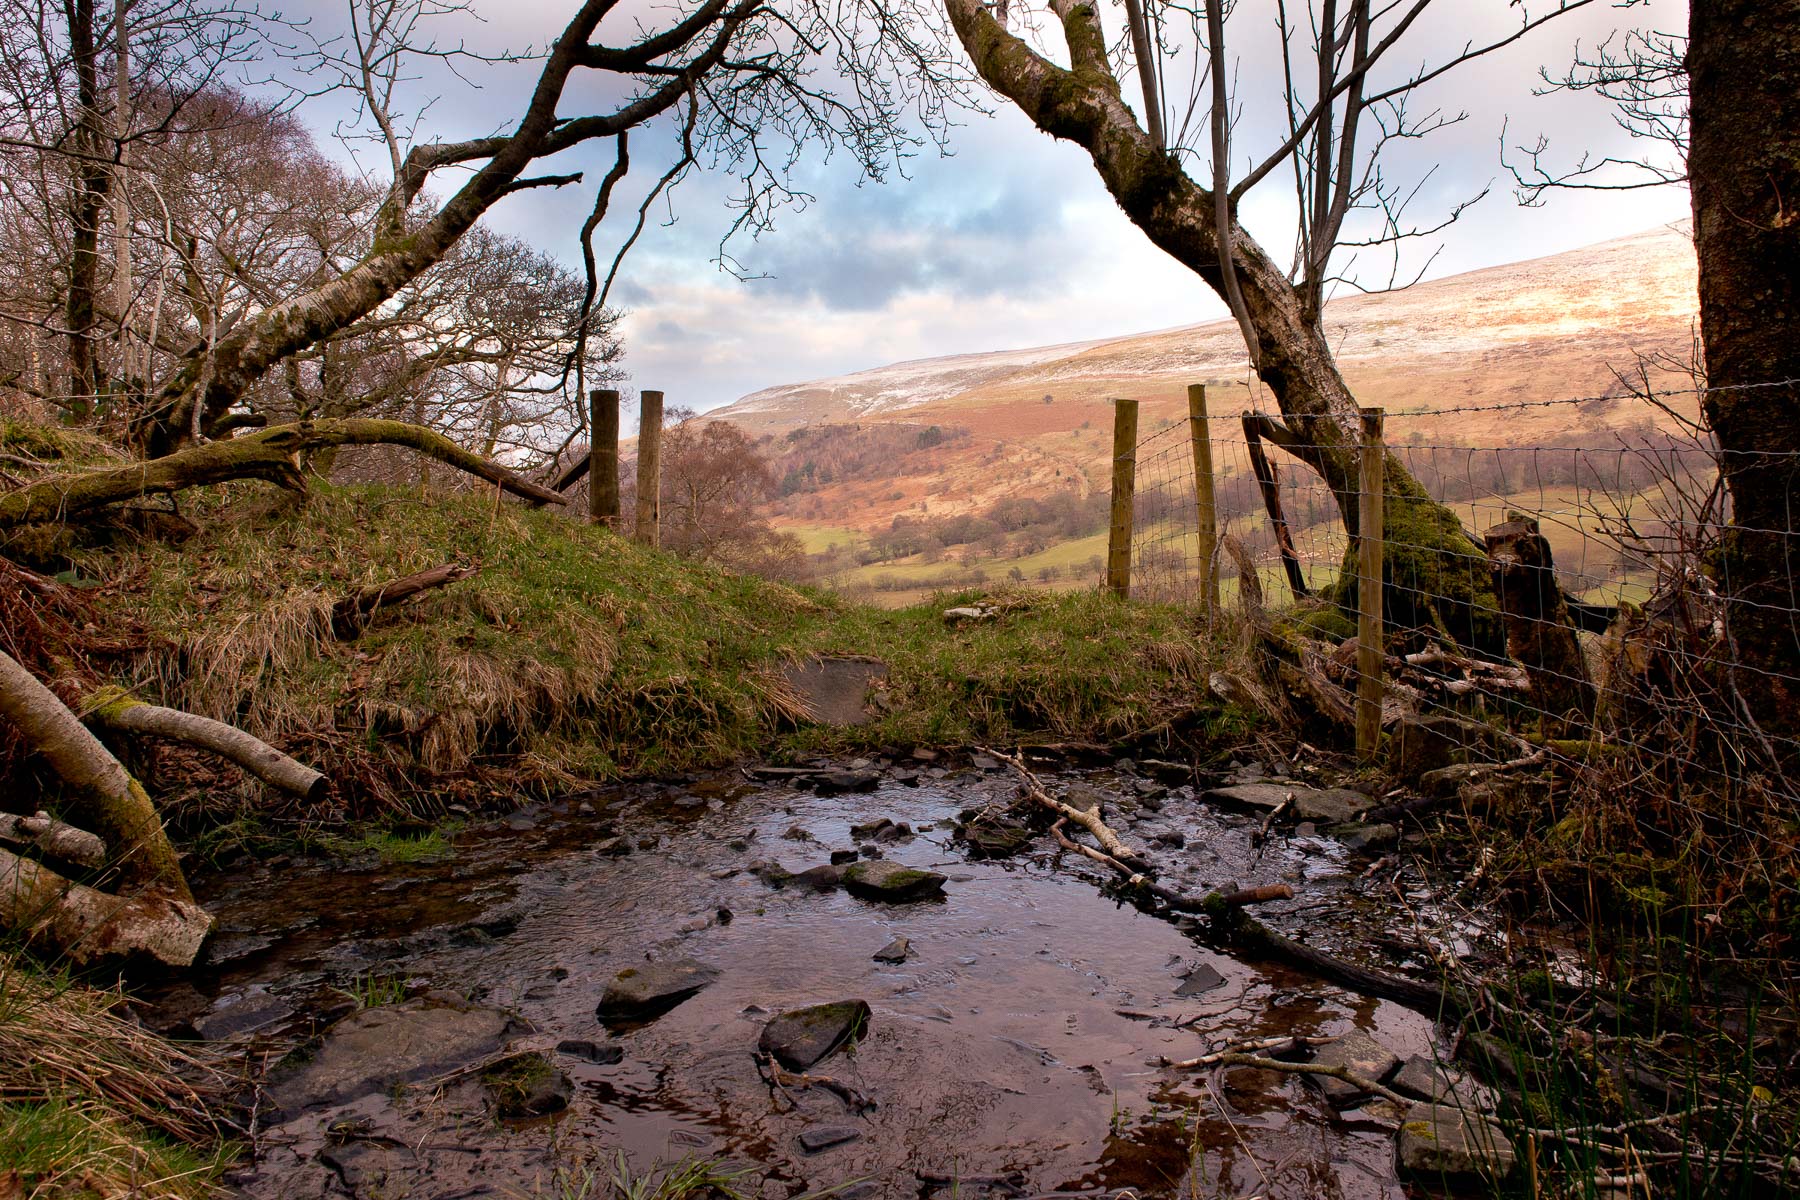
142, 757, 1460, 1200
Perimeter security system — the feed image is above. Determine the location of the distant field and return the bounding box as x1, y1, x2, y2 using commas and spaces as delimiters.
782, 523, 867, 555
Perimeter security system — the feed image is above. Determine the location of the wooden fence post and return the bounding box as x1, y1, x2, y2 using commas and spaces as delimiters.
1356, 406, 1386, 760
588, 388, 620, 528
634, 390, 663, 547
1106, 398, 1139, 599
1187, 383, 1219, 616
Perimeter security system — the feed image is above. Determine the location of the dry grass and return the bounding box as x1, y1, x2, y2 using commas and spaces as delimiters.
0, 955, 232, 1199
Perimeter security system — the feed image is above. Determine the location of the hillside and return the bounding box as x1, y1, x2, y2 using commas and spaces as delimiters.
707, 224, 1701, 601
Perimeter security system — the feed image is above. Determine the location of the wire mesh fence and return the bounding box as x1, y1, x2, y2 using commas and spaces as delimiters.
1113, 379, 1800, 907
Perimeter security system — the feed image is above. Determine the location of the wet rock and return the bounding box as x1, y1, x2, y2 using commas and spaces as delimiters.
849, 817, 895, 839
267, 998, 514, 1113
814, 769, 881, 795
556, 1038, 624, 1065
1152, 829, 1187, 849
595, 958, 719, 1024
1204, 782, 1373, 823
830, 849, 860, 865
1174, 962, 1227, 997
1138, 759, 1192, 785
892, 770, 922, 787
782, 825, 816, 842
744, 765, 817, 782
843, 859, 947, 902
1309, 1028, 1402, 1105
1328, 821, 1398, 853
872, 821, 913, 844
958, 811, 1034, 858
194, 994, 295, 1041
593, 836, 629, 856
1062, 784, 1104, 813
1397, 1101, 1516, 1180
1391, 1055, 1495, 1111
759, 999, 871, 1070
201, 931, 277, 967
970, 753, 1002, 771
788, 864, 848, 890
798, 1124, 864, 1153
874, 937, 911, 964
319, 1142, 392, 1193
910, 747, 939, 762
482, 1051, 573, 1118
749, 859, 790, 886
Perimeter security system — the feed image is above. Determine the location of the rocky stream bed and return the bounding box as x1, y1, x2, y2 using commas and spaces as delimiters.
140, 753, 1515, 1199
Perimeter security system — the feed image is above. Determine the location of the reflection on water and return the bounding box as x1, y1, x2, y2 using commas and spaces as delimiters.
148, 767, 1440, 1199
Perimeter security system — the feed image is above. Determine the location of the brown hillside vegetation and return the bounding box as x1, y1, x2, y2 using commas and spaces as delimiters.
718, 224, 1699, 544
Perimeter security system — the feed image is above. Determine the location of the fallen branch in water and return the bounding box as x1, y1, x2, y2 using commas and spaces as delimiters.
1161, 1033, 1337, 1068
1048, 819, 1293, 915
987, 746, 1144, 865
1201, 1051, 1413, 1106
755, 1052, 876, 1115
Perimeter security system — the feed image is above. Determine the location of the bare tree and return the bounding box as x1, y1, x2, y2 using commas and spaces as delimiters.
945, 0, 1600, 649
0, 0, 265, 418
128, 0, 969, 455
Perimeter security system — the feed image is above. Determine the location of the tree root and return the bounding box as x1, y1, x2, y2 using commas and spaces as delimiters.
0, 812, 107, 870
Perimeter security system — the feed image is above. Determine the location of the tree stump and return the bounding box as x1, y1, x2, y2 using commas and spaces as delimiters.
1484, 513, 1595, 726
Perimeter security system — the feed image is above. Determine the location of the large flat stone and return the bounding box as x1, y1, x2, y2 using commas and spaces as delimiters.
268, 999, 514, 1113
842, 859, 946, 902
759, 999, 871, 1070
782, 657, 889, 727
1204, 782, 1374, 823
596, 958, 719, 1024
1397, 1101, 1516, 1180
1310, 1028, 1402, 1105
1391, 1054, 1496, 1112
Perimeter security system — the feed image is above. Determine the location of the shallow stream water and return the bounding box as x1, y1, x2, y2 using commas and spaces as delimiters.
144, 762, 1449, 1200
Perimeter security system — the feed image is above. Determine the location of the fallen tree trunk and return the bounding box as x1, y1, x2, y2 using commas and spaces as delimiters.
0, 650, 190, 900
0, 419, 564, 528
0, 811, 108, 870
87, 691, 327, 802
331, 562, 479, 639
0, 846, 211, 968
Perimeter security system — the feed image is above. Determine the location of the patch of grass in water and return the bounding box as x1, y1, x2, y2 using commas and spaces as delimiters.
330, 826, 455, 865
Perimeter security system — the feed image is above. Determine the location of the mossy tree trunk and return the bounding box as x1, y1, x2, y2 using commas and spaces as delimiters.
944, 0, 1505, 653
0, 417, 566, 528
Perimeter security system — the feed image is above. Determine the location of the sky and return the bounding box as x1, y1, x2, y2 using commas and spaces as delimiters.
279, 0, 1693, 419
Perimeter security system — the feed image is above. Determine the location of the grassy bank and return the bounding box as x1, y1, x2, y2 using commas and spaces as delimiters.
69, 483, 1227, 836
